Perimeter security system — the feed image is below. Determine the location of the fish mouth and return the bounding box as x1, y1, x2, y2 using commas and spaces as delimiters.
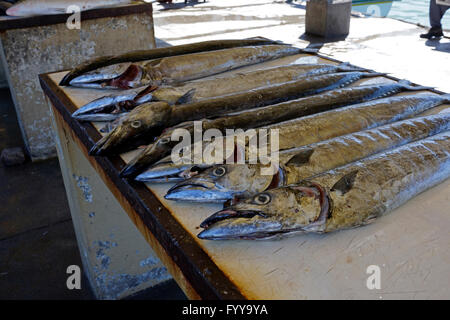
199, 209, 267, 229
136, 163, 209, 183
198, 183, 332, 240
164, 181, 233, 203
197, 209, 284, 240
69, 64, 144, 89
72, 85, 157, 119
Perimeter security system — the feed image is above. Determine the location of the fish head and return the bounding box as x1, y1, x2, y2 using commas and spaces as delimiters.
69, 62, 145, 89
6, 2, 34, 16
164, 164, 283, 202
198, 182, 331, 240
90, 101, 171, 155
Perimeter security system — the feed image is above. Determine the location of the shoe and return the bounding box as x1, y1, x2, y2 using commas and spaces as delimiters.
420, 27, 444, 39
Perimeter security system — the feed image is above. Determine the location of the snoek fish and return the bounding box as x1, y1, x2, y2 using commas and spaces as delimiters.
120, 81, 431, 177
165, 113, 450, 202
136, 94, 450, 182
68, 45, 302, 89
90, 71, 384, 155
6, 0, 131, 16
73, 63, 365, 120
60, 38, 288, 86
197, 131, 450, 240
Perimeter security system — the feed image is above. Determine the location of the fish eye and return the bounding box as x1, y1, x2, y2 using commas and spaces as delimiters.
254, 193, 271, 205
131, 120, 141, 128
212, 166, 226, 177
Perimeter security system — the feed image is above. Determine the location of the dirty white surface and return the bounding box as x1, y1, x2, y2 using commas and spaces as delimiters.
48, 47, 450, 298
152, 0, 450, 93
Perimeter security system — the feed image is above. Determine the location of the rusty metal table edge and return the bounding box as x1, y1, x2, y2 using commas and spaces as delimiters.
38, 73, 247, 300
0, 3, 153, 31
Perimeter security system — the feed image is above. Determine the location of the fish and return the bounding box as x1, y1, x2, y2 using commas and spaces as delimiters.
72, 62, 365, 120
68, 45, 303, 89
197, 131, 450, 240
89, 71, 385, 155
164, 113, 450, 202
6, 0, 131, 16
120, 81, 432, 177
136, 94, 450, 182
60, 38, 290, 86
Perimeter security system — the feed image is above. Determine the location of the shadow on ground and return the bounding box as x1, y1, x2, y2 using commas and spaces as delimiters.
425, 38, 450, 53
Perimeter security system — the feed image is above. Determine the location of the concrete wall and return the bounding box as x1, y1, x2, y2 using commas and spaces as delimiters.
0, 12, 156, 161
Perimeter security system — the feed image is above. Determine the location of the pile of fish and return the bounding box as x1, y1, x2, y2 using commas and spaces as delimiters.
64, 39, 450, 240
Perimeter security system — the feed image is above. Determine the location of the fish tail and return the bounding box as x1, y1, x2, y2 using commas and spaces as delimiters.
338, 62, 369, 72
299, 47, 320, 54
399, 79, 433, 91
362, 72, 387, 78
440, 93, 450, 103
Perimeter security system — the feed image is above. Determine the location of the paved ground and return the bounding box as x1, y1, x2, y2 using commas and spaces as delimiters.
153, 0, 450, 92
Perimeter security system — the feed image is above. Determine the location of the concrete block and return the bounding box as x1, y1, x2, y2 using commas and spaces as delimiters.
0, 5, 156, 161
305, 0, 352, 38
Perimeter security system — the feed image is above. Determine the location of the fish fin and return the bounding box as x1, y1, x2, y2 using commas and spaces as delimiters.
299, 47, 319, 54
363, 72, 388, 78
399, 79, 433, 91
331, 170, 358, 195
246, 36, 285, 45
440, 93, 450, 103
175, 88, 196, 105
338, 62, 369, 72
285, 148, 314, 166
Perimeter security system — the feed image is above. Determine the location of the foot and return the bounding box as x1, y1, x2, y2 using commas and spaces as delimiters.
420, 27, 443, 39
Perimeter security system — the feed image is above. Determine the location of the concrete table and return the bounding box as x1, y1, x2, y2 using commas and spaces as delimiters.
0, 3, 156, 161
39, 51, 450, 299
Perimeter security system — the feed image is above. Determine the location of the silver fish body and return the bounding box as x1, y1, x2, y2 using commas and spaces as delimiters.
72, 62, 365, 119
165, 113, 450, 202
69, 45, 302, 89
198, 131, 450, 240
136, 94, 448, 182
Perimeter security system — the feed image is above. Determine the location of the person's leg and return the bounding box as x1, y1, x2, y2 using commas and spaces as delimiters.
430, 0, 449, 28
421, 0, 446, 38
